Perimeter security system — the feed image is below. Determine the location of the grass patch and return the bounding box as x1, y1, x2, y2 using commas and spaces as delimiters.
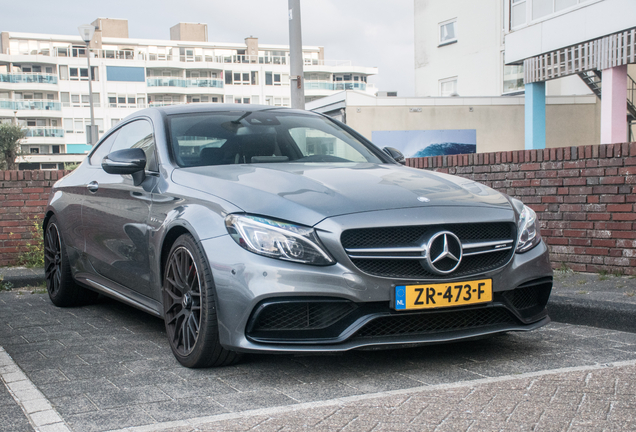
598, 270, 610, 281
0, 274, 13, 291
17, 218, 44, 268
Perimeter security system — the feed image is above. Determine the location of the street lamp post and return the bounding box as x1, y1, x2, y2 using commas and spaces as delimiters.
78, 24, 97, 145
288, 0, 305, 110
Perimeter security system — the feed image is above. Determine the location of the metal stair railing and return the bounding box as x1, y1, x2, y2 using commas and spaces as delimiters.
578, 71, 636, 121
577, 71, 602, 97
627, 74, 636, 121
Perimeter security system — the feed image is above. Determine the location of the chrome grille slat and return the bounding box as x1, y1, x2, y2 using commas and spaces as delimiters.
345, 239, 514, 260
341, 223, 516, 279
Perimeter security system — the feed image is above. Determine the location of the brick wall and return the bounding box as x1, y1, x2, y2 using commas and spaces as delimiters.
406, 142, 636, 275
0, 170, 70, 267
1, 144, 635, 275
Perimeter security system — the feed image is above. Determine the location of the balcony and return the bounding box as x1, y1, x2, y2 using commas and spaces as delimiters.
0, 99, 61, 111
148, 101, 188, 107
305, 81, 367, 91
0, 73, 58, 84
24, 127, 64, 138
146, 78, 224, 88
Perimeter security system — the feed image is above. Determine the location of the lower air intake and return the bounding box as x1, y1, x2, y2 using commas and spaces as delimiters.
354, 307, 517, 338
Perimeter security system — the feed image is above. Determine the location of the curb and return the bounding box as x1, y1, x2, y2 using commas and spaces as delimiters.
547, 294, 636, 334
0, 267, 45, 289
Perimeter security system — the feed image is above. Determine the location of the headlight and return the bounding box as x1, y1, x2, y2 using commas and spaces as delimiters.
516, 204, 541, 253
225, 214, 335, 265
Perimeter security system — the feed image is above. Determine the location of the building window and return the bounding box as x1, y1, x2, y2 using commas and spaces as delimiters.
533, 0, 553, 19
513, 0, 587, 27
511, 0, 527, 27
503, 65, 525, 94
439, 19, 457, 45
439, 77, 458, 96
265, 72, 273, 85
64, 119, 73, 133
59, 65, 68, 80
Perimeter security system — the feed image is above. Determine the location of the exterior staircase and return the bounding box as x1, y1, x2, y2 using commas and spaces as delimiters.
578, 70, 636, 121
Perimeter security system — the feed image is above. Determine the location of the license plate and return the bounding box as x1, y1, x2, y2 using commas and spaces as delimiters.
394, 279, 492, 310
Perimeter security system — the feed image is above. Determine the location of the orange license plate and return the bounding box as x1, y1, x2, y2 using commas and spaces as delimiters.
394, 279, 492, 310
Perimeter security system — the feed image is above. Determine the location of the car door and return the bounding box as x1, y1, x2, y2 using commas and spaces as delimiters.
81, 119, 159, 298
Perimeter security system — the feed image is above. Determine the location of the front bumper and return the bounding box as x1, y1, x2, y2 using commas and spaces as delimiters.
201, 230, 553, 354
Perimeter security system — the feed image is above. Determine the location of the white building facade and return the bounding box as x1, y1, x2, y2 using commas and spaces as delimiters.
414, 0, 635, 148
414, 0, 593, 97
504, 0, 636, 147
0, 19, 378, 169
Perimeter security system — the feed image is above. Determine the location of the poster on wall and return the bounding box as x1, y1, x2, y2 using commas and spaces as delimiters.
371, 129, 476, 158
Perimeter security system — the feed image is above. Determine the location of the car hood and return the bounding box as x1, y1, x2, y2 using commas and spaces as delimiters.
172, 163, 512, 226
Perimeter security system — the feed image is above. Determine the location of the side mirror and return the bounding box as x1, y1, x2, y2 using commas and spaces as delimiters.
102, 148, 147, 185
383, 147, 406, 165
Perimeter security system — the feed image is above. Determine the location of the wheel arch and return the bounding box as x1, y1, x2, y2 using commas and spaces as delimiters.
43, 210, 55, 232
159, 225, 193, 286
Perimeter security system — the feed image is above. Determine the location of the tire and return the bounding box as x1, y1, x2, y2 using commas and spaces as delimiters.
44, 215, 99, 307
162, 234, 242, 368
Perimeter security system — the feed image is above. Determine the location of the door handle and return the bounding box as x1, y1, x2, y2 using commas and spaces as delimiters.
87, 181, 99, 193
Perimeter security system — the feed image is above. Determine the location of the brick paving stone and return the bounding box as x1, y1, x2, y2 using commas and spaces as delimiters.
2, 291, 636, 431
179, 365, 636, 432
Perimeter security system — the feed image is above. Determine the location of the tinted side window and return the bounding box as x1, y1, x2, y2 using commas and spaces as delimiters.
110, 120, 158, 172
89, 130, 119, 166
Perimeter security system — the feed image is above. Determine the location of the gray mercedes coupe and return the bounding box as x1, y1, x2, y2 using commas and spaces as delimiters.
44, 104, 552, 368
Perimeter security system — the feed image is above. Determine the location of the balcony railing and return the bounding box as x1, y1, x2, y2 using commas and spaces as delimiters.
0, 99, 61, 111
0, 73, 58, 84
148, 101, 189, 107
146, 78, 224, 88
24, 127, 64, 138
3, 48, 366, 69
305, 81, 367, 91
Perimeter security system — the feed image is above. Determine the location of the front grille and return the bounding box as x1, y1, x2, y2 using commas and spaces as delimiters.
251, 301, 356, 331
342, 223, 513, 249
352, 249, 511, 280
354, 307, 517, 338
342, 223, 515, 280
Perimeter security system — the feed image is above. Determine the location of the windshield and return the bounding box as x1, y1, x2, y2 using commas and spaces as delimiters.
168, 110, 385, 167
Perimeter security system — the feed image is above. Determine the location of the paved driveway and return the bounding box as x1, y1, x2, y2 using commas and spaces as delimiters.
1, 291, 635, 431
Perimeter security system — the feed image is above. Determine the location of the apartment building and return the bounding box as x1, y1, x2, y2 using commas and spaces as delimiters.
414, 0, 592, 97
0, 18, 378, 169
504, 0, 636, 147
414, 0, 635, 149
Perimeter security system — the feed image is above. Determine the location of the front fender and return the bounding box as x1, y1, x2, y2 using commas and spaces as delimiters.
148, 196, 243, 302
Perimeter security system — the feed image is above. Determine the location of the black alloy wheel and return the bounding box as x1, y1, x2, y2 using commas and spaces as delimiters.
44, 215, 98, 307
162, 234, 242, 368
164, 246, 202, 356
44, 222, 62, 297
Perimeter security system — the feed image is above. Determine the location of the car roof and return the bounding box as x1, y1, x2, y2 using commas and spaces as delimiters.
129, 103, 314, 119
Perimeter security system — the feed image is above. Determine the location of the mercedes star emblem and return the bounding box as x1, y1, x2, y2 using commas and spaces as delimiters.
424, 231, 463, 274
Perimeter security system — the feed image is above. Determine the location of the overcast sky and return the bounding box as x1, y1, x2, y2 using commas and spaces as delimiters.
1, 0, 415, 96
